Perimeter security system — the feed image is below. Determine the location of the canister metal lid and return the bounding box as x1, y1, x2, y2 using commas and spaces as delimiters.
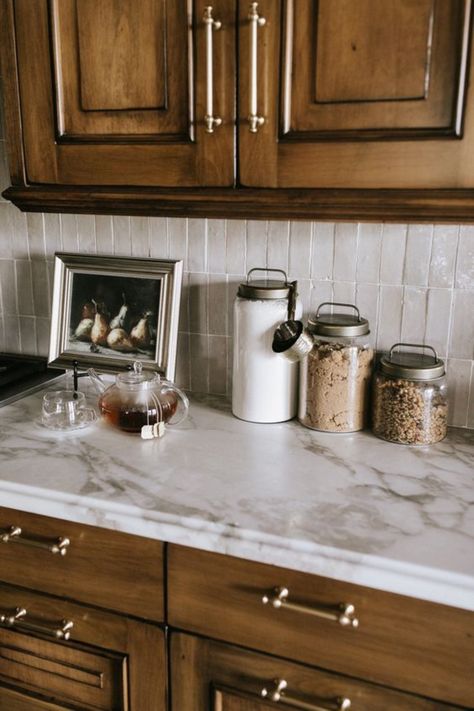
238, 268, 292, 300
380, 343, 446, 380
308, 302, 370, 337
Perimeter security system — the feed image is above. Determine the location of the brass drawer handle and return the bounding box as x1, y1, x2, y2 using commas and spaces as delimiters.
1, 525, 70, 556
261, 679, 351, 711
1, 607, 73, 640
262, 587, 359, 628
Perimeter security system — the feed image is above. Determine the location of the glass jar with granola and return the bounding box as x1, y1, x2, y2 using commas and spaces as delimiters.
372, 343, 448, 445
298, 303, 374, 432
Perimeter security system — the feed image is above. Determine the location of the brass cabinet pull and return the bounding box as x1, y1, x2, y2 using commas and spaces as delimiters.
248, 2, 266, 132
0, 607, 73, 640
203, 6, 222, 133
261, 679, 351, 711
262, 587, 359, 628
1, 525, 70, 556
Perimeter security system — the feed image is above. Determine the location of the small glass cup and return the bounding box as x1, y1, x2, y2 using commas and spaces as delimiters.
41, 390, 96, 431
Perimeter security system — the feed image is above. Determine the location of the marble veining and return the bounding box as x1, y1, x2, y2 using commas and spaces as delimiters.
0, 378, 473, 610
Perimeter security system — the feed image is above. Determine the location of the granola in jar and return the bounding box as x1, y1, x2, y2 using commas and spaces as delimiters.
372, 344, 448, 445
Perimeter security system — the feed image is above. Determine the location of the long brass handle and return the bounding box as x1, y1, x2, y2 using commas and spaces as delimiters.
0, 607, 73, 641
261, 679, 351, 711
203, 6, 222, 133
262, 587, 359, 628
1, 525, 70, 556
248, 2, 266, 132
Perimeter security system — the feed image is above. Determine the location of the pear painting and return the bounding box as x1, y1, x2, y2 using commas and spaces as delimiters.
68, 273, 160, 361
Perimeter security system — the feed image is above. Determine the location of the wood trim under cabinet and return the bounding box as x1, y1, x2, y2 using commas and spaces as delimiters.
5, 185, 474, 222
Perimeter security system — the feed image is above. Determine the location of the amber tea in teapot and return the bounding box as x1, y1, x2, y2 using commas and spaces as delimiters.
88, 361, 188, 434
100, 389, 179, 433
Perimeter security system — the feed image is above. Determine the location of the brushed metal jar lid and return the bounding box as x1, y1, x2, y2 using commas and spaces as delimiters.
308, 302, 370, 337
238, 268, 292, 300
380, 343, 446, 380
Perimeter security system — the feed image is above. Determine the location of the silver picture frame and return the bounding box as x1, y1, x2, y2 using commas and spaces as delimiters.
49, 253, 183, 380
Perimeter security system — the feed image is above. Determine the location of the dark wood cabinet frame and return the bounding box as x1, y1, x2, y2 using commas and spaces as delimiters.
3, 0, 474, 223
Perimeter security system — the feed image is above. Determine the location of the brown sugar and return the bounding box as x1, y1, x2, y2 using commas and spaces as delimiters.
299, 341, 374, 432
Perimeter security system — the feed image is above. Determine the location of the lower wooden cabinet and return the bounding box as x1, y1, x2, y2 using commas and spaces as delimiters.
170, 632, 462, 711
0, 582, 167, 710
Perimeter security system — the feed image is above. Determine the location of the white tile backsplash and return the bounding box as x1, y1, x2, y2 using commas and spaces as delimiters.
225, 219, 247, 275
404, 224, 433, 286
95, 215, 114, 254
149, 217, 168, 259
425, 288, 453, 357
112, 215, 131, 256
356, 222, 382, 283
333, 222, 358, 281
377, 285, 403, 351
26, 213, 45, 259
76, 214, 96, 255
401, 286, 427, 344
380, 223, 407, 284
311, 222, 334, 280
429, 225, 459, 288
207, 219, 226, 273
289, 221, 312, 279
130, 216, 149, 258
455, 225, 474, 289
450, 290, 474, 360
246, 220, 267, 268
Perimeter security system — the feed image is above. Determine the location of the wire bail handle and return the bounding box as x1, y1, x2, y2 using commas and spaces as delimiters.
388, 343, 439, 363
246, 267, 288, 285
315, 302, 362, 322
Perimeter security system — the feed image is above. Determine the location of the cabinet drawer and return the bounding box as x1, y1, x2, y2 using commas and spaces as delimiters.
0, 507, 164, 621
168, 546, 474, 707
0, 581, 167, 710
171, 633, 462, 711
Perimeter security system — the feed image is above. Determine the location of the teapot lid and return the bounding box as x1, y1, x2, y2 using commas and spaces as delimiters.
116, 361, 160, 389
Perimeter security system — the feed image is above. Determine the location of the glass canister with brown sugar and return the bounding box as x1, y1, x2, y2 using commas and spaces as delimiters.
298, 302, 374, 432
372, 343, 448, 445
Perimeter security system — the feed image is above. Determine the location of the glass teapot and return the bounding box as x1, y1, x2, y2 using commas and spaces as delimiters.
87, 361, 189, 434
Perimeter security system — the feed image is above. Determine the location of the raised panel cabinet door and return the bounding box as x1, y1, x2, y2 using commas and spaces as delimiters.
170, 633, 462, 711
11, 0, 235, 186
0, 685, 70, 710
0, 582, 167, 710
238, 0, 474, 188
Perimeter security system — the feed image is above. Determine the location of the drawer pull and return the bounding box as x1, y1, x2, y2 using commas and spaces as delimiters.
1, 525, 70, 556
261, 679, 351, 711
0, 607, 73, 640
262, 587, 359, 628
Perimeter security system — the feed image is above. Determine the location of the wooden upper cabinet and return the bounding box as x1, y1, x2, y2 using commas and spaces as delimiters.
239, 0, 474, 188
13, 0, 235, 186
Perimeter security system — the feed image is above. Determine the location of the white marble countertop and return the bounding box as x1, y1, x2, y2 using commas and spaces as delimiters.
0, 376, 473, 611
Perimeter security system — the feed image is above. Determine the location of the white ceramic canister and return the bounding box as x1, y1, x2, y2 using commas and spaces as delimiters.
232, 268, 302, 423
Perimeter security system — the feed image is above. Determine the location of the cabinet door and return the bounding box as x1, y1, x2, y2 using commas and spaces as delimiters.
170, 633, 461, 711
12, 0, 235, 186
239, 0, 474, 188
0, 582, 167, 710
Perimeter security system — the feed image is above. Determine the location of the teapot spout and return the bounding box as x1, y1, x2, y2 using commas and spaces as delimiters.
87, 368, 107, 395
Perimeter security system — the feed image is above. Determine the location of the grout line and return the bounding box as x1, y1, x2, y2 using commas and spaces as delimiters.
452, 224, 462, 290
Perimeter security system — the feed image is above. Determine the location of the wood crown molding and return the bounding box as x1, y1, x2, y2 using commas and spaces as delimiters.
4, 185, 474, 223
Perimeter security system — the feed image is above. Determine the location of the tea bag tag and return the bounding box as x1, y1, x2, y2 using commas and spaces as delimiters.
141, 422, 165, 440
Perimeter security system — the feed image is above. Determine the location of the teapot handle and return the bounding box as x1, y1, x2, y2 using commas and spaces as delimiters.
161, 380, 189, 425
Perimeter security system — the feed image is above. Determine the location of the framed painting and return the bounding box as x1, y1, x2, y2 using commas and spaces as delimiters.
49, 253, 183, 379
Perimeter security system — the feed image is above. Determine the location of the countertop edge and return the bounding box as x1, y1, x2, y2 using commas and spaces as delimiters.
2, 480, 473, 613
